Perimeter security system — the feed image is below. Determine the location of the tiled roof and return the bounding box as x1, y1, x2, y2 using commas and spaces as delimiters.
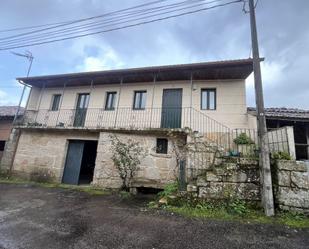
248, 107, 309, 120
0, 106, 24, 118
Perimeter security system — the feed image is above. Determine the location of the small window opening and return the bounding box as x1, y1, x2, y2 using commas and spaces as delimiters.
105, 92, 117, 110
156, 138, 168, 154
133, 91, 147, 110
201, 89, 216, 110
51, 94, 61, 111
0, 140, 5, 151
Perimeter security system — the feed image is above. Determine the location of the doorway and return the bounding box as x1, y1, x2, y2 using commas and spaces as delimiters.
161, 88, 183, 128
62, 140, 98, 185
74, 93, 90, 127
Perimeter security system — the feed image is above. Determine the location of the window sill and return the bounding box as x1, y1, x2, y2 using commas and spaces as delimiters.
133, 108, 145, 111
150, 152, 172, 158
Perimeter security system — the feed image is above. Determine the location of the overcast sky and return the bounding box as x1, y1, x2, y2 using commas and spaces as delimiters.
0, 0, 308, 109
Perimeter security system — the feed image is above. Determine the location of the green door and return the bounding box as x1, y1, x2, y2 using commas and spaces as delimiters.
161, 89, 182, 128
62, 141, 85, 185
74, 93, 89, 127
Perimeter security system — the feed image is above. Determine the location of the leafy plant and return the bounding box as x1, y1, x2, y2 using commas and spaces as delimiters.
233, 133, 254, 145
272, 151, 291, 160
110, 135, 147, 191
227, 199, 248, 215
158, 182, 178, 198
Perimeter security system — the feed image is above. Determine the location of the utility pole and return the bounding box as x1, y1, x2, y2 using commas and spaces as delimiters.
11, 51, 34, 123
248, 0, 274, 216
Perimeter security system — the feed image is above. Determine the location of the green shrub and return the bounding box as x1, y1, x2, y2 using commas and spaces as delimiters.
272, 151, 291, 160
158, 182, 178, 198
233, 133, 254, 145
227, 199, 248, 215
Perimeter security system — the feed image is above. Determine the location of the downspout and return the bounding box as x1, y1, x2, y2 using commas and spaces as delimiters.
114, 77, 123, 127
149, 74, 157, 128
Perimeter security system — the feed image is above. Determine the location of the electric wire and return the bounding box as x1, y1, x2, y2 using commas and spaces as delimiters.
0, 0, 242, 50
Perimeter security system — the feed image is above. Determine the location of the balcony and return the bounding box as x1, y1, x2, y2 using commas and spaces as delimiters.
15, 107, 262, 154
18, 107, 195, 130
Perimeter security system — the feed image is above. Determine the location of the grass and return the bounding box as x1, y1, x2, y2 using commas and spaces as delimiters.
162, 204, 309, 229
0, 176, 109, 196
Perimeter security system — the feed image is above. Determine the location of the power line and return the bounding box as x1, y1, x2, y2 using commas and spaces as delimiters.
0, 0, 241, 50
0, 0, 170, 38
0, 0, 219, 46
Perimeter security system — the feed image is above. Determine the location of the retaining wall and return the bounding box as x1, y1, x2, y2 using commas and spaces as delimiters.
274, 160, 309, 213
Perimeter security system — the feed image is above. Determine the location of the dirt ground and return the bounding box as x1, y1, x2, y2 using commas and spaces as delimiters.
0, 183, 308, 249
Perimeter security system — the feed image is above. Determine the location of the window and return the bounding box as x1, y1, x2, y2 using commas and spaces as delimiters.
0, 140, 5, 151
156, 138, 168, 154
51, 94, 61, 111
133, 91, 146, 110
105, 92, 117, 110
201, 89, 216, 110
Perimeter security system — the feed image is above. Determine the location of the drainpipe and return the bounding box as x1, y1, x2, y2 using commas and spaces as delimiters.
114, 77, 123, 127
149, 74, 157, 128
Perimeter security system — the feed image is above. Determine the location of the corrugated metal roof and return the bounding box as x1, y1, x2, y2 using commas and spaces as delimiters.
248, 107, 309, 120
17, 58, 255, 87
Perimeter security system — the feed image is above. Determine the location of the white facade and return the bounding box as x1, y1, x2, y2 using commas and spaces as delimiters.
26, 79, 256, 130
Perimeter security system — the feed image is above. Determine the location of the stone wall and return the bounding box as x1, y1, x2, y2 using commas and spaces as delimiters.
0, 128, 20, 174
93, 131, 184, 189
187, 157, 260, 201
274, 160, 309, 213
8, 128, 183, 189
10, 129, 99, 182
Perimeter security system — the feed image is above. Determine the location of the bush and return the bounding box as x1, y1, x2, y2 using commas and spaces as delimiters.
110, 134, 147, 191
227, 199, 248, 215
233, 133, 254, 145
272, 151, 291, 160
158, 182, 178, 198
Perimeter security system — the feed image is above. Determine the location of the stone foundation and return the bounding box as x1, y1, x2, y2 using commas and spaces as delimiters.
274, 160, 309, 213
9, 128, 183, 189
10, 129, 99, 182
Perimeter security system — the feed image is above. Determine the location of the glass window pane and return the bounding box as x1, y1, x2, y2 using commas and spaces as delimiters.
134, 92, 140, 109
134, 91, 146, 109
51, 94, 61, 111
111, 93, 116, 108
209, 91, 215, 110
106, 92, 116, 109
201, 91, 207, 109
140, 92, 146, 109
84, 94, 90, 108
201, 89, 216, 110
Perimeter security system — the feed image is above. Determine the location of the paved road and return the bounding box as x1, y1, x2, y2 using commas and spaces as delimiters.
0, 183, 308, 249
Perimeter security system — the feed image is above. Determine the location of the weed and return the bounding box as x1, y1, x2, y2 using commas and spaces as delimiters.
158, 182, 178, 198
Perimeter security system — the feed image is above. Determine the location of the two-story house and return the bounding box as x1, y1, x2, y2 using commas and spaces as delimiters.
1, 58, 257, 189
